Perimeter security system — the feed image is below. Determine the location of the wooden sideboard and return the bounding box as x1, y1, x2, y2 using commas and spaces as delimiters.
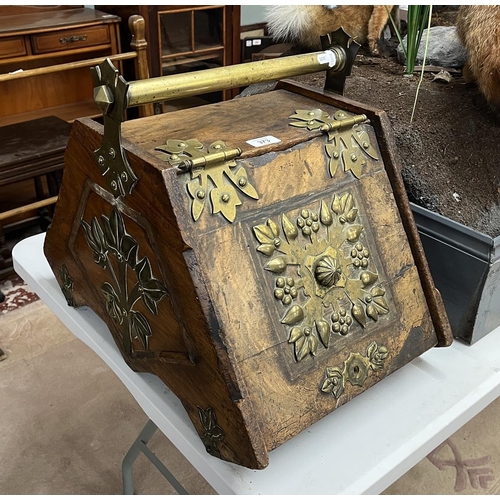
0, 6, 121, 127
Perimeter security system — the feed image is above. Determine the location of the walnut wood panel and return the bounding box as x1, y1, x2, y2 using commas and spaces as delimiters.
0, 6, 82, 17
184, 146, 437, 450
44, 118, 268, 469
31, 24, 111, 54
0, 36, 26, 59
0, 116, 72, 185
121, 90, 328, 158
0, 8, 120, 124
0, 8, 119, 36
275, 81, 453, 346
0, 69, 94, 117
0, 100, 99, 128
44, 85, 452, 469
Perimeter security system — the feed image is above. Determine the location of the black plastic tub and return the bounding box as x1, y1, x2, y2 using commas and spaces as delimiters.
411, 203, 500, 345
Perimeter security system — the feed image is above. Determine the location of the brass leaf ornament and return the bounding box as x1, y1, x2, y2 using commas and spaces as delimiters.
155, 139, 258, 223
81, 207, 167, 353
289, 108, 378, 179
321, 341, 389, 399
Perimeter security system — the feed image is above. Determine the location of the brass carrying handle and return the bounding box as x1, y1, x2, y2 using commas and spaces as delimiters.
93, 47, 346, 115
90, 27, 360, 198
59, 35, 88, 44
126, 48, 345, 108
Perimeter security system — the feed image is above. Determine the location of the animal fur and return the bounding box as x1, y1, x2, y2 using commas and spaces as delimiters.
265, 5, 398, 55
456, 5, 500, 108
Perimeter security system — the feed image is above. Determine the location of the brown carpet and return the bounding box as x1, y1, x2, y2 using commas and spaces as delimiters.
0, 298, 215, 495
1, 283, 500, 494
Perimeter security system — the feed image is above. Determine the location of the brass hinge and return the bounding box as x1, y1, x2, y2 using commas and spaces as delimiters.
155, 139, 258, 223
289, 109, 378, 179
174, 146, 242, 173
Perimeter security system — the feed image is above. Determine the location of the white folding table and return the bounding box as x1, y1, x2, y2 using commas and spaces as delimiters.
12, 232, 500, 495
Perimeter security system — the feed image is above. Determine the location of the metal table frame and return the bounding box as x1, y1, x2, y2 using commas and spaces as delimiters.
122, 419, 188, 495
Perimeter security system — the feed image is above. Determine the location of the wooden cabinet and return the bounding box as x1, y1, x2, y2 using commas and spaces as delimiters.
0, 7, 121, 127
30, 24, 113, 54
97, 5, 241, 112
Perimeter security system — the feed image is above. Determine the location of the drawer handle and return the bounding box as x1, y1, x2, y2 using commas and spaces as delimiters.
59, 35, 88, 44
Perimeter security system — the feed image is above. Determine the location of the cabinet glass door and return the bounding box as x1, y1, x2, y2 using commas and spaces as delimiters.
159, 6, 226, 109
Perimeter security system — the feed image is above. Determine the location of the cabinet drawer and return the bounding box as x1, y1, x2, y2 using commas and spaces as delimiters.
31, 25, 111, 54
0, 36, 27, 60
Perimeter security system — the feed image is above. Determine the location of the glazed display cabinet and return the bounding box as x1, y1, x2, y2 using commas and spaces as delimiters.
97, 5, 241, 112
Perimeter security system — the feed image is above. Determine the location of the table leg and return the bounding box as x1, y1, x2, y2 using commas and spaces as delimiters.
34, 176, 45, 200
0, 226, 12, 272
122, 419, 189, 495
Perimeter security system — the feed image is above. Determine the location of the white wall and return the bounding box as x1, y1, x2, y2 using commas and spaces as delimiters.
241, 5, 267, 26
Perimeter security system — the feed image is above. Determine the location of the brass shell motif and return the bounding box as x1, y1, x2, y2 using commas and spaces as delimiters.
289, 108, 378, 179
314, 255, 342, 287
81, 207, 167, 354
253, 193, 390, 362
155, 139, 259, 223
321, 341, 389, 399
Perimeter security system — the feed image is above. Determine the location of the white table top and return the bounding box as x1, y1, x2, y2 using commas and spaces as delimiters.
13, 232, 500, 495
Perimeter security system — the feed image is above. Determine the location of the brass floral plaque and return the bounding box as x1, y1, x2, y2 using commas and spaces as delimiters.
289, 108, 379, 179
253, 191, 389, 363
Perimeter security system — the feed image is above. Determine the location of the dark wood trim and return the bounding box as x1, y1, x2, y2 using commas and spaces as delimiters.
240, 21, 267, 35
